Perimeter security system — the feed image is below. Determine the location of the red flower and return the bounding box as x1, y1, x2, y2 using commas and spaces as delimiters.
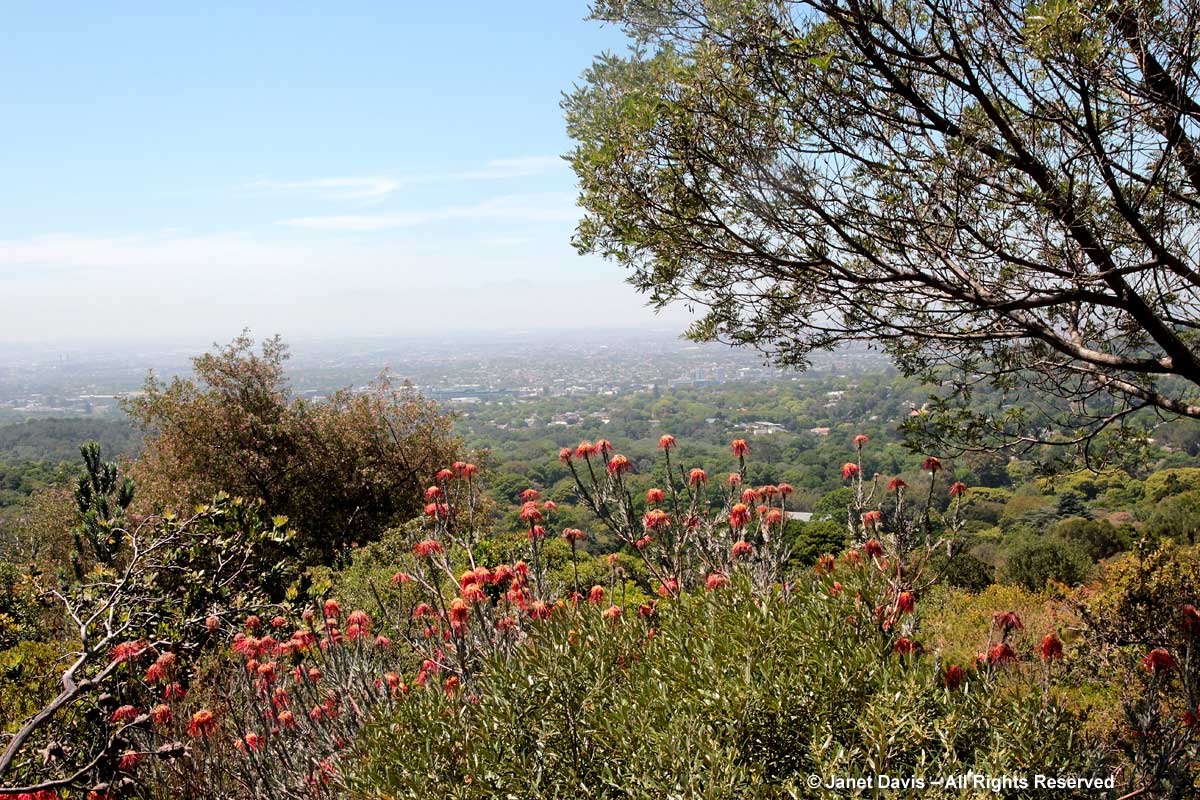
731, 439, 749, 456
635, 534, 653, 550
417, 537, 446, 556
602, 605, 622, 620
731, 540, 755, 560
520, 488, 540, 502
943, 664, 965, 690
705, 573, 729, 591
245, 614, 262, 631
558, 447, 573, 463
993, 611, 1023, 634
1182, 604, 1200, 636
949, 482, 968, 498
542, 500, 557, 512
323, 599, 341, 619
643, 508, 671, 531
424, 486, 443, 501
923, 456, 942, 472
688, 468, 707, 486
887, 477, 907, 492
842, 462, 860, 480
861, 510, 882, 529
576, 441, 597, 458
729, 503, 751, 529
853, 434, 869, 447
145, 651, 176, 684
528, 601, 552, 620
452, 460, 468, 474
444, 676, 460, 696
449, 598, 470, 629
187, 709, 217, 738
1142, 647, 1176, 674
892, 637, 919, 656
436, 468, 454, 482
561, 528, 585, 543
659, 434, 676, 450
657, 578, 679, 597
607, 454, 631, 474
740, 488, 759, 504
110, 640, 147, 664
391, 571, 413, 585
829, 581, 842, 597
987, 643, 1017, 665
461, 463, 478, 477
150, 704, 172, 725
596, 439, 613, 454
278, 710, 297, 728
528, 525, 547, 541
519, 502, 543, 522
897, 592, 915, 614
118, 751, 142, 771
1038, 633, 1064, 661
816, 553, 835, 575
111, 705, 139, 723
777, 483, 793, 496
347, 610, 370, 630
726, 472, 742, 486
763, 508, 783, 527
863, 540, 884, 558
588, 585, 605, 605
424, 501, 445, 517
646, 488, 665, 504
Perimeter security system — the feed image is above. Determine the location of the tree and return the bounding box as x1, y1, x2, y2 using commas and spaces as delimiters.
123, 334, 457, 566
566, 0, 1200, 464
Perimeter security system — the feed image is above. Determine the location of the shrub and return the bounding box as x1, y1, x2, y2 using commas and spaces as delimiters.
1001, 533, 1092, 591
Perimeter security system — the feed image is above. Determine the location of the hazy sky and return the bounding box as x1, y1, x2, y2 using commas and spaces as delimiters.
0, 2, 692, 343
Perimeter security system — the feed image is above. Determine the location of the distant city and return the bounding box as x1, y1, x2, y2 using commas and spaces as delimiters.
0, 331, 893, 424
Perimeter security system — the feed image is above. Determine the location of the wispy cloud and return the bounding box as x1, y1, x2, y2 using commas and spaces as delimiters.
244, 176, 401, 202
278, 192, 579, 232
244, 156, 565, 206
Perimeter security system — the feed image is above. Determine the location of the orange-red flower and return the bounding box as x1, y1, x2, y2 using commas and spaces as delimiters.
1183, 604, 1200, 636
726, 472, 742, 486
602, 605, 622, 620
923, 456, 942, 472
150, 704, 172, 725
887, 477, 907, 492
842, 462, 860, 480
949, 481, 968, 497
892, 637, 919, 656
118, 751, 142, 771
596, 439, 613, 454
659, 434, 676, 450
705, 573, 729, 591
1038, 633, 1064, 661
994, 611, 1023, 634
588, 585, 605, 605
853, 434, 869, 447
861, 510, 882, 529
111, 705, 139, 723
897, 592, 915, 614
413, 539, 444, 557
520, 488, 540, 502
729, 503, 750, 529
864, 540, 884, 558
449, 598, 470, 629
987, 643, 1017, 665
643, 508, 671, 531
777, 483, 793, 496
943, 664, 965, 689
646, 488, 665, 504
576, 441, 597, 458
731, 540, 755, 559
731, 439, 749, 456
110, 640, 147, 664
424, 486, 443, 501
688, 468, 707, 486
519, 502, 543, 522
607, 454, 631, 474
187, 709, 217, 738
561, 528, 585, 544
1142, 647, 1175, 674
558, 447, 573, 463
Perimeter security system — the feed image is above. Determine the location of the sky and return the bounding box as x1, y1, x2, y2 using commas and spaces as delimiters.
0, 2, 692, 344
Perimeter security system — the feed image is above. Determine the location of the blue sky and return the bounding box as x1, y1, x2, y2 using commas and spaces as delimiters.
0, 2, 690, 343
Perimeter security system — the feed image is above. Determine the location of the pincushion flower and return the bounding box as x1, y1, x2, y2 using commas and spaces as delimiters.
118, 751, 142, 771
391, 571, 413, 585
520, 488, 540, 502
993, 611, 1023, 634
607, 454, 631, 474
323, 599, 341, 619
731, 540, 755, 559
187, 709, 218, 738
706, 573, 729, 591
596, 439, 613, 453
150, 704, 172, 725
436, 468, 454, 481
658, 434, 676, 450
923, 456, 943, 472
887, 477, 907, 492
861, 510, 882, 529
949, 481, 968, 497
529, 601, 552, 620
853, 434, 869, 447
643, 508, 671, 531
896, 592, 915, 614
602, 604, 622, 620
763, 508, 784, 527
987, 643, 1017, 665
1038, 633, 1064, 661
842, 462, 860, 480
731, 439, 749, 456
528, 525, 546, 541
449, 598, 470, 628
943, 664, 965, 690
864, 540, 884, 558
588, 585, 605, 605
424, 486, 443, 501
726, 472, 742, 486
892, 637, 919, 656
729, 503, 751, 529
519, 502, 543, 522
111, 705, 139, 724
559, 447, 573, 463
110, 640, 147, 664
452, 460, 467, 474
688, 468, 707, 486
542, 500, 557, 512
740, 488, 759, 504
646, 487, 665, 504
777, 483, 793, 496
561, 528, 585, 544
576, 441, 597, 458
1142, 647, 1175, 673
1182, 604, 1200, 636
